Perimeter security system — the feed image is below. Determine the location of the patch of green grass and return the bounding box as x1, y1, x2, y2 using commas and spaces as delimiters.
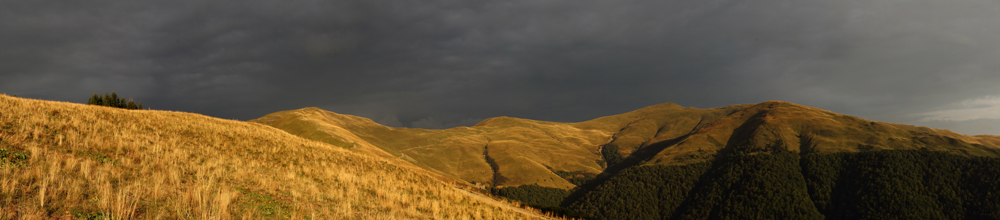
84, 152, 117, 164
233, 187, 293, 218
0, 148, 29, 167
72, 210, 109, 220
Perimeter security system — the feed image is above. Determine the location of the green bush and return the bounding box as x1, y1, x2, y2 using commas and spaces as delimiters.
601, 144, 624, 168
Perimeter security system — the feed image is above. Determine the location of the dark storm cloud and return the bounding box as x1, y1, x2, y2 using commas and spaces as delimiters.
3, 0, 1000, 134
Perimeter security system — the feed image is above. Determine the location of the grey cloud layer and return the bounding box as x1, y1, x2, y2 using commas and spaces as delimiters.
2, 0, 999, 134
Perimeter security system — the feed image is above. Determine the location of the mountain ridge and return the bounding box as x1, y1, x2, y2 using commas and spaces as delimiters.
9, 93, 995, 219
251, 100, 1000, 192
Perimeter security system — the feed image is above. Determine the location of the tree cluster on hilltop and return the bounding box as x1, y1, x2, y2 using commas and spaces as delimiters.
87, 92, 144, 110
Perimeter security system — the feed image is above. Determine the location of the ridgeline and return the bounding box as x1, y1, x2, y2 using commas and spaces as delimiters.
253, 101, 1000, 219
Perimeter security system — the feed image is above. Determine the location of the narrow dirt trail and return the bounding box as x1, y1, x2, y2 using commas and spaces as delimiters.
452, 187, 553, 219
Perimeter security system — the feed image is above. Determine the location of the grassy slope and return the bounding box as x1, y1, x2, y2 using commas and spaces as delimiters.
252, 108, 496, 186
0, 95, 551, 219
252, 108, 615, 190
645, 101, 1000, 166
251, 101, 1000, 192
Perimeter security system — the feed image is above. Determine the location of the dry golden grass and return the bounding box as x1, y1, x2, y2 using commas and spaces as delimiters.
650, 101, 1000, 165
252, 108, 496, 185
252, 109, 617, 190
253, 100, 1000, 192
0, 94, 559, 219
251, 103, 756, 189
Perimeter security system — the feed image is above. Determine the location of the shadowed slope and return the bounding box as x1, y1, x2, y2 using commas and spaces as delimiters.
0, 95, 550, 219
252, 101, 1000, 192
569, 101, 1000, 219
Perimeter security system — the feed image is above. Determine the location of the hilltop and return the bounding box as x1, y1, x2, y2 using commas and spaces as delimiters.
252, 101, 1000, 219
252, 101, 1000, 189
0, 94, 553, 219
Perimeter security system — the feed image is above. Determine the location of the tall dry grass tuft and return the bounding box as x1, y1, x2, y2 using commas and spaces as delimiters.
0, 94, 558, 219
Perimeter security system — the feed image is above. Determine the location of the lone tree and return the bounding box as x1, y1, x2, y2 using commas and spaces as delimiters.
87, 92, 144, 110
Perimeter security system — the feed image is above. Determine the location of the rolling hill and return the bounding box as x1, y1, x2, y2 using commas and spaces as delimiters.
252, 100, 1000, 219
251, 101, 1000, 188
0, 94, 554, 219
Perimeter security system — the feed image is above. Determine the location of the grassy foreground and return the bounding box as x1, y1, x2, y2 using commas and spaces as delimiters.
0, 94, 552, 219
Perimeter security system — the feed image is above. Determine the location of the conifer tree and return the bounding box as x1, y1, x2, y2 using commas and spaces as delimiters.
110, 92, 120, 108
127, 99, 137, 110
87, 93, 101, 105
103, 92, 112, 107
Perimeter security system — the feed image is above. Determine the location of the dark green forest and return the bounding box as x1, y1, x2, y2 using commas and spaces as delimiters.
87, 92, 144, 110
570, 163, 711, 219
490, 184, 585, 219
491, 184, 570, 208
492, 149, 1000, 220
800, 150, 1000, 219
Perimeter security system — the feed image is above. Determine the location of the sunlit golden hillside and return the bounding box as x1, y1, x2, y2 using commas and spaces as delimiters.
638, 101, 1000, 166
0, 94, 555, 219
253, 101, 1000, 191
252, 107, 618, 190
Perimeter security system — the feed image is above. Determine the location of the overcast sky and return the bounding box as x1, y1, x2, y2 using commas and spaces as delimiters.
3, 0, 1000, 135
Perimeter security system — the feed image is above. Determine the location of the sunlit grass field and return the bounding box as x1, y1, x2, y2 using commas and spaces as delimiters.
0, 94, 556, 219
252, 108, 616, 190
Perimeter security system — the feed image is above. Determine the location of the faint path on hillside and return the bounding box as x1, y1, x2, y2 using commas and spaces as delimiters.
452, 187, 552, 219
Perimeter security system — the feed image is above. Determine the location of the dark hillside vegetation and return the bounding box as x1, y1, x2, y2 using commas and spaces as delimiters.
491, 184, 571, 208
565, 150, 1000, 220
673, 151, 823, 220
802, 150, 1000, 220
569, 163, 710, 219
87, 92, 144, 110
